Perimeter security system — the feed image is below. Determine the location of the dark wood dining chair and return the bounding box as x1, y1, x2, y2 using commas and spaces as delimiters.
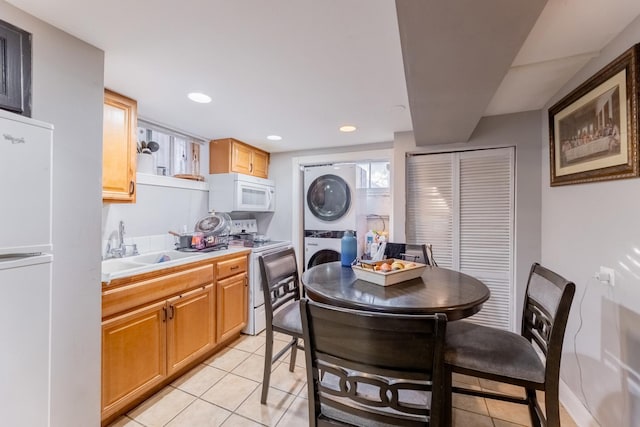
300, 298, 448, 426
444, 262, 575, 427
258, 247, 304, 404
384, 242, 434, 265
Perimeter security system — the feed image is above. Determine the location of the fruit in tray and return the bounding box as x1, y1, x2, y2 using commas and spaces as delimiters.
391, 261, 404, 270
361, 259, 421, 273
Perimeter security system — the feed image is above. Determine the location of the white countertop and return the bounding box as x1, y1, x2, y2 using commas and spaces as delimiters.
101, 247, 250, 284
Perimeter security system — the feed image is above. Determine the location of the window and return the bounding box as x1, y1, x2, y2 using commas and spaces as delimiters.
406, 147, 515, 330
137, 120, 202, 177
356, 161, 390, 190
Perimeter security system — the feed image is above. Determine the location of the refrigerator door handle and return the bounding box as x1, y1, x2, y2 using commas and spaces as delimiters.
0, 254, 53, 270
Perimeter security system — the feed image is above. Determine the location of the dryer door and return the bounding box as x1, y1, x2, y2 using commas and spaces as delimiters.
306, 174, 351, 221
307, 249, 340, 269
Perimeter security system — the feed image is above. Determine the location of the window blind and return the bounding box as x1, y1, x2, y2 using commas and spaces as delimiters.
406, 147, 514, 330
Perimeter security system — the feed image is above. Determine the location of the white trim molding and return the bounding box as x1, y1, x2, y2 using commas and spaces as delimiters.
137, 173, 208, 191
291, 149, 393, 272
560, 378, 598, 427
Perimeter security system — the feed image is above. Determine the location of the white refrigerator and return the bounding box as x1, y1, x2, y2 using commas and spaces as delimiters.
0, 109, 53, 427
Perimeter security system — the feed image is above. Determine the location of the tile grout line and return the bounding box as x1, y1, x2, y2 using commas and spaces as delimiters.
113, 333, 553, 427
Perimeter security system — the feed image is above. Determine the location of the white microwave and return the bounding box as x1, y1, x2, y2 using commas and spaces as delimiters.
209, 173, 275, 212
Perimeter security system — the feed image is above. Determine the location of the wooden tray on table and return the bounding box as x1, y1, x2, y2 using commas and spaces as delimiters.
351, 259, 426, 286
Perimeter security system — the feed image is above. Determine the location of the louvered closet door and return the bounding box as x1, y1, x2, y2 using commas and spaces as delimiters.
458, 148, 514, 330
406, 147, 514, 330
406, 153, 454, 267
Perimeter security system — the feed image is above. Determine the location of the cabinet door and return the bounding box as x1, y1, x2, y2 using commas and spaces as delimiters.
102, 300, 166, 419
251, 149, 270, 178
103, 89, 137, 202
166, 285, 216, 375
230, 140, 253, 175
0, 20, 31, 116
216, 273, 248, 343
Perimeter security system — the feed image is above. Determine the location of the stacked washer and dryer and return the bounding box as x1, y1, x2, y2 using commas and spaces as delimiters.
303, 164, 357, 269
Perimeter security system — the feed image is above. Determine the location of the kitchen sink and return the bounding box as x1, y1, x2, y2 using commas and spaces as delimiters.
130, 250, 201, 264
102, 250, 211, 283
101, 259, 146, 275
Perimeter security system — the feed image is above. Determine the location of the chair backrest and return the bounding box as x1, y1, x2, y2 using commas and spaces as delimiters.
259, 248, 301, 321
521, 263, 575, 384
300, 299, 447, 426
384, 242, 431, 265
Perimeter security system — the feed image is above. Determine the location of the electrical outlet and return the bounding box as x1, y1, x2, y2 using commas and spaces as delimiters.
597, 266, 615, 287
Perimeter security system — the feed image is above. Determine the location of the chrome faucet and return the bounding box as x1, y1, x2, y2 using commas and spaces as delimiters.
104, 220, 139, 259
118, 220, 125, 250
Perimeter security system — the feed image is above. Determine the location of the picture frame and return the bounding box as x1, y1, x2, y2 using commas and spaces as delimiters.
549, 44, 640, 186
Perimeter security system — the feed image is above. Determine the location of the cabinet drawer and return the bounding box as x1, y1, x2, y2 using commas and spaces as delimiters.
217, 256, 247, 280
103, 264, 214, 318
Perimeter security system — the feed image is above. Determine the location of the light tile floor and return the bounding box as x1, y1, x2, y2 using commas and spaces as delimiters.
108, 332, 579, 427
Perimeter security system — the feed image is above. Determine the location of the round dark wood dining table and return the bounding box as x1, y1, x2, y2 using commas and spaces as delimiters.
301, 262, 490, 321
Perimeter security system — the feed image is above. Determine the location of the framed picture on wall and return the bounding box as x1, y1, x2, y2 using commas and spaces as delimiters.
548, 44, 640, 186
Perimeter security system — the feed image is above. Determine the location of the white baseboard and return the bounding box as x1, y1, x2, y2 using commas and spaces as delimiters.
560, 379, 599, 427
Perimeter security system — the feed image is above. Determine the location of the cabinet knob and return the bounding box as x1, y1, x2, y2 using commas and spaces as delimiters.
129, 180, 135, 195
162, 307, 167, 322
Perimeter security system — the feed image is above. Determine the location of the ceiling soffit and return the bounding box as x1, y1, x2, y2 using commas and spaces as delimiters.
396, 0, 548, 145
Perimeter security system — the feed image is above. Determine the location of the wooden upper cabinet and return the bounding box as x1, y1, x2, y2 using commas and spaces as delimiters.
209, 138, 270, 178
103, 89, 137, 203
251, 149, 270, 178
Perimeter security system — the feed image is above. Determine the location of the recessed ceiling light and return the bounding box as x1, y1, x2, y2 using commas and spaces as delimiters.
339, 125, 357, 132
267, 135, 282, 141
187, 92, 212, 103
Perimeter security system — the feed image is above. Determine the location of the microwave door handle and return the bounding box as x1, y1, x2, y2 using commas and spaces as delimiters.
266, 188, 273, 208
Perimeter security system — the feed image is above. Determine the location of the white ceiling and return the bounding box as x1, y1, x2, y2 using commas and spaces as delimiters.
8, 0, 640, 152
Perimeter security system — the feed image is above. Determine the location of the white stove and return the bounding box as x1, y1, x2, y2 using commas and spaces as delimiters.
230, 220, 292, 335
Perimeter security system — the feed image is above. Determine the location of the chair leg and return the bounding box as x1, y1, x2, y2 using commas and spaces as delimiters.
544, 385, 562, 427
443, 365, 453, 427
261, 332, 274, 404
526, 388, 542, 427
289, 338, 298, 372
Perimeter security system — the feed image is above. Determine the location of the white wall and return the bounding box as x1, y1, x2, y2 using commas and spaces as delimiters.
102, 176, 209, 254
541, 15, 640, 427
0, 2, 104, 426
392, 110, 542, 329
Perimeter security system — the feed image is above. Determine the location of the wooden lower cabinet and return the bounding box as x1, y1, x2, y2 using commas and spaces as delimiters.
217, 273, 248, 343
101, 300, 167, 420
167, 285, 216, 374
101, 253, 249, 425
